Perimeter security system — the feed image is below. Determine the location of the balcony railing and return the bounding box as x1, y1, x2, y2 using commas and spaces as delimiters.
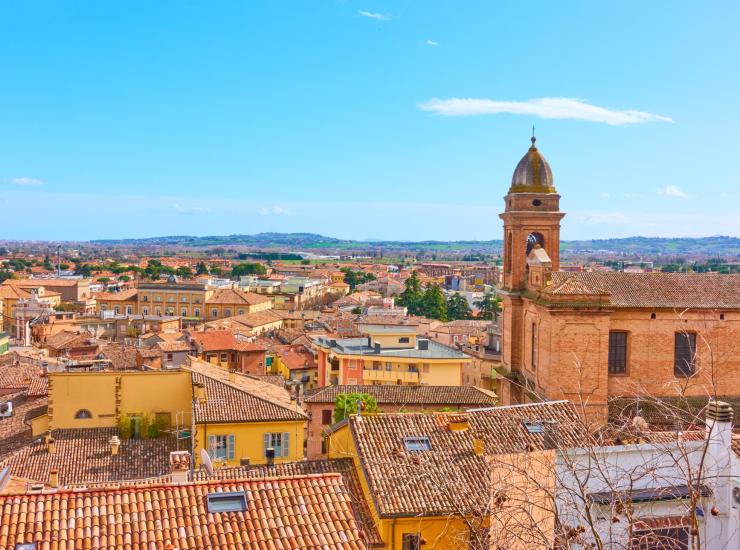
362, 369, 419, 383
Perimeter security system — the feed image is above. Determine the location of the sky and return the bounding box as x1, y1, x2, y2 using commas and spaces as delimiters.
1, 1, 739, 242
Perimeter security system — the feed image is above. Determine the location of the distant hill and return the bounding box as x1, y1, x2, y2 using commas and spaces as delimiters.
89, 233, 740, 257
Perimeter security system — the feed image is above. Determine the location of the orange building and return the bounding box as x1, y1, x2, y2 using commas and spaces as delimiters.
498, 137, 740, 424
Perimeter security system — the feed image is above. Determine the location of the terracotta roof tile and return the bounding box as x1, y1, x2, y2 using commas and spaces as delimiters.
155, 340, 192, 353
0, 360, 40, 391
349, 401, 585, 517
93, 288, 138, 301
0, 394, 47, 460
0, 473, 367, 550
192, 371, 305, 424
545, 272, 740, 308
305, 384, 497, 406
207, 288, 272, 306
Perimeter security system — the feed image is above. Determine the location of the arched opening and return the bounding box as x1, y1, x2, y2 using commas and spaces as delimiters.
505, 232, 513, 274
74, 409, 93, 419
526, 232, 545, 256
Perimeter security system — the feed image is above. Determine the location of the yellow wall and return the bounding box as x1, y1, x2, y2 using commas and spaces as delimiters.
30, 414, 49, 437
327, 421, 474, 549
194, 420, 305, 467
369, 332, 418, 348
48, 371, 193, 430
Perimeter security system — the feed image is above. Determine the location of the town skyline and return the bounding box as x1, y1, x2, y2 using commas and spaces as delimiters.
3, 1, 740, 241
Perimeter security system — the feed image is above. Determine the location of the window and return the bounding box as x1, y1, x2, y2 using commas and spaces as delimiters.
263, 432, 290, 457
181, 295, 187, 303
155, 296, 162, 302
74, 409, 93, 419
206, 491, 247, 513
181, 308, 187, 317
113, 306, 120, 314
194, 308, 200, 318
208, 434, 235, 461
166, 353, 173, 361
402, 533, 421, 550
224, 308, 232, 317
608, 331, 628, 374
155, 307, 162, 316
238, 309, 245, 315
220, 353, 228, 363
403, 436, 432, 452
523, 420, 544, 434
167, 296, 174, 302
194, 297, 201, 304
398, 337, 410, 344
674, 333, 696, 376
125, 306, 133, 315
530, 323, 538, 370
212, 309, 218, 318
630, 527, 689, 549
322, 409, 333, 425
142, 307, 149, 315
385, 362, 392, 371
142, 295, 149, 302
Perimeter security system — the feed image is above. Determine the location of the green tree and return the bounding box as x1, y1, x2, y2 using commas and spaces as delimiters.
0, 270, 14, 283
59, 263, 70, 271
333, 393, 379, 423
474, 293, 502, 321
195, 261, 209, 275
75, 263, 93, 277
300, 259, 311, 265
176, 266, 193, 279
341, 267, 376, 290
97, 277, 110, 283
231, 263, 267, 278
446, 293, 472, 320
421, 284, 448, 321
118, 274, 131, 282
210, 266, 223, 276
397, 271, 423, 314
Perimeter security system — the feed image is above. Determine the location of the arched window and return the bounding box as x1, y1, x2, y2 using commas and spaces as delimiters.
74, 409, 93, 419
526, 232, 545, 255
505, 232, 513, 274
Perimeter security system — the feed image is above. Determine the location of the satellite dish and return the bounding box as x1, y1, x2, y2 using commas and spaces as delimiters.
200, 448, 214, 475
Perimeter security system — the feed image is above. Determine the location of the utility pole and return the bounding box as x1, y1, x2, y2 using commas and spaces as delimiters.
57, 245, 62, 277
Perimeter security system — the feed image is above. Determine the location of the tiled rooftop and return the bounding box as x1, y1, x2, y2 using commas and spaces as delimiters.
0, 393, 48, 460
191, 371, 306, 424
207, 287, 272, 306
1, 428, 180, 486
348, 401, 585, 517
0, 473, 367, 549
305, 384, 497, 406
545, 272, 740, 309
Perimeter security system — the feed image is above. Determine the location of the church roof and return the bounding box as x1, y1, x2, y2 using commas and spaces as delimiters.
509, 137, 556, 194
545, 272, 740, 309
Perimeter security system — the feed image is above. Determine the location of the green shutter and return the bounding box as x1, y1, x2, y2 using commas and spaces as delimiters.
283, 432, 290, 457
227, 435, 235, 460
263, 433, 271, 457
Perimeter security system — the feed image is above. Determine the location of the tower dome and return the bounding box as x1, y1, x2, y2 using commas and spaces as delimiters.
509, 136, 556, 194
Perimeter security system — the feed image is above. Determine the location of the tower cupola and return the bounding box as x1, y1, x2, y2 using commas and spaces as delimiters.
509, 136, 556, 194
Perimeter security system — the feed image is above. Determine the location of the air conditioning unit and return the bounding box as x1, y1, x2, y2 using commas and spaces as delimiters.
0, 401, 13, 418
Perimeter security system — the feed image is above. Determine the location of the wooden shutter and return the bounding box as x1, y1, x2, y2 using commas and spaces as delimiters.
283, 432, 290, 457
263, 433, 271, 456
674, 333, 696, 376
227, 435, 235, 460
608, 332, 627, 374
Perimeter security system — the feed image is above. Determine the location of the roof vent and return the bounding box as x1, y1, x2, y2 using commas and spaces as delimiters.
0, 401, 13, 418
706, 400, 734, 423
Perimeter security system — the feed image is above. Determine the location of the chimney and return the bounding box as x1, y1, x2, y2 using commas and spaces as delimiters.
49, 469, 59, 488
472, 437, 485, 456
447, 413, 470, 432
265, 447, 275, 467
109, 435, 121, 456
229, 368, 236, 384
193, 382, 206, 403
47, 438, 56, 454
704, 400, 734, 537
169, 451, 190, 484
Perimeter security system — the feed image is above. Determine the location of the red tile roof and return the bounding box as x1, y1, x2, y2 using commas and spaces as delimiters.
207, 288, 272, 306
0, 473, 367, 549
545, 272, 740, 309
305, 384, 497, 406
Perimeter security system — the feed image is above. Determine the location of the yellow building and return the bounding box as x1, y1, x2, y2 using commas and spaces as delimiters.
94, 288, 138, 316
39, 357, 306, 469
313, 323, 471, 387
186, 357, 307, 467
325, 402, 583, 549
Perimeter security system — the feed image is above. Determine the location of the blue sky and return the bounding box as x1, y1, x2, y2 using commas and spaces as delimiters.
2, 1, 739, 241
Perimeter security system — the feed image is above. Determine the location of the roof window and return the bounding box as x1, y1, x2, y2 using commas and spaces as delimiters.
206, 491, 248, 513
523, 420, 545, 434
403, 436, 432, 452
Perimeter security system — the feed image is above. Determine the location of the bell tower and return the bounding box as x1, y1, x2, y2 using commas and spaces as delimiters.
499, 136, 565, 395
499, 136, 564, 291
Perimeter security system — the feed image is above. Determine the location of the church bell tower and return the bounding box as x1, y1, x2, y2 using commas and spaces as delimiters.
499, 136, 564, 291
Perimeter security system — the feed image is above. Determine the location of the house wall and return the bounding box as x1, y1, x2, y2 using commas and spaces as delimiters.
193, 419, 305, 467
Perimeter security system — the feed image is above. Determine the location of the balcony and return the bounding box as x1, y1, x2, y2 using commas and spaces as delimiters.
363, 369, 419, 384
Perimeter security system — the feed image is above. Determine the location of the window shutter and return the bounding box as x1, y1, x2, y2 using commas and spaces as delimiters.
227, 435, 235, 460
208, 435, 216, 455
263, 433, 270, 455
283, 432, 290, 457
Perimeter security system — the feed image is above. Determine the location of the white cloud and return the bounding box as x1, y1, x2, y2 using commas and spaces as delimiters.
12, 177, 43, 186
417, 97, 674, 125
174, 203, 206, 214
600, 192, 610, 199
658, 185, 689, 198
426, 39, 439, 47
259, 205, 294, 216
358, 10, 391, 21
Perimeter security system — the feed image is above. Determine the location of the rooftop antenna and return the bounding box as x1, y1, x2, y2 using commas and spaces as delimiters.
200, 448, 214, 475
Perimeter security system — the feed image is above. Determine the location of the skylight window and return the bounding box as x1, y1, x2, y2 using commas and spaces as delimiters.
206, 491, 248, 513
403, 436, 432, 452
523, 421, 545, 434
